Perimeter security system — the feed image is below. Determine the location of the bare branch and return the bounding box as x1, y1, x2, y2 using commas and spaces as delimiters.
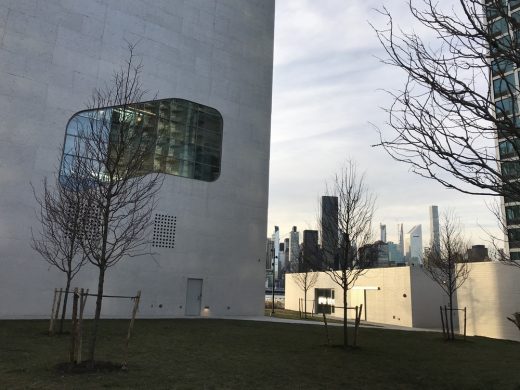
423, 209, 470, 340
373, 0, 520, 200
317, 160, 376, 347
60, 42, 164, 362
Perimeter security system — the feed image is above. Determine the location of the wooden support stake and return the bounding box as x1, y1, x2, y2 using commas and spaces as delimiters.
122, 290, 141, 369
49, 288, 58, 336
464, 307, 467, 341
54, 288, 63, 332
352, 306, 357, 347
322, 310, 330, 345
69, 288, 79, 363
353, 304, 363, 347
444, 306, 450, 340
76, 288, 88, 364
439, 306, 446, 339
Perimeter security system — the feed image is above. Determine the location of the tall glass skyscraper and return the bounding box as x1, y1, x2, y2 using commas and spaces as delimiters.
321, 196, 339, 265
429, 205, 440, 253
487, 0, 520, 260
405, 225, 423, 265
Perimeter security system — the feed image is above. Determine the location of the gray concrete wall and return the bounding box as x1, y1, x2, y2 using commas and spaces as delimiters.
0, 0, 274, 318
456, 261, 520, 342
409, 267, 446, 328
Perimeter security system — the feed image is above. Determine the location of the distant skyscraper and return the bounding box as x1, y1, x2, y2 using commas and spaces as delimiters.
265, 238, 274, 270
429, 205, 440, 253
359, 241, 389, 268
272, 226, 280, 279
284, 238, 290, 268
466, 245, 489, 262
302, 230, 319, 271
321, 196, 338, 263
387, 242, 404, 265
380, 224, 387, 243
289, 226, 300, 271
397, 223, 404, 257
405, 225, 423, 265
278, 242, 285, 277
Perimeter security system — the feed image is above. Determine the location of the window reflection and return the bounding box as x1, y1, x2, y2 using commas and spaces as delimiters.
61, 98, 223, 182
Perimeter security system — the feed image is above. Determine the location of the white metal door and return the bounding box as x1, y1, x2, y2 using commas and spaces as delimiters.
185, 278, 203, 316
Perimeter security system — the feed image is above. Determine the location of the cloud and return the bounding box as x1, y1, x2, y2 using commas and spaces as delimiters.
268, 0, 501, 247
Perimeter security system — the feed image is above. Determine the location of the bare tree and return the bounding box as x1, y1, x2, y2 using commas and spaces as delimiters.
291, 247, 319, 319
372, 2, 520, 327
423, 210, 470, 341
319, 161, 376, 348
65, 44, 163, 363
373, 0, 520, 200
31, 169, 88, 334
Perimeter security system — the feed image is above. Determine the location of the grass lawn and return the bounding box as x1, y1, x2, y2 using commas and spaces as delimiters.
1, 318, 519, 389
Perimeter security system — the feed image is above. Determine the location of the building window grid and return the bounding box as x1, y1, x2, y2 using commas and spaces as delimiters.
490, 4, 520, 102
489, 3, 520, 193
488, 2, 520, 253
507, 227, 520, 248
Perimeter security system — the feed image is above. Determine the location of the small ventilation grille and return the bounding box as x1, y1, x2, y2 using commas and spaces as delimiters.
67, 203, 101, 240
152, 214, 177, 248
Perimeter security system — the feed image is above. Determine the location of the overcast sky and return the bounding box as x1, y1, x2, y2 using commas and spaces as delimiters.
267, 0, 502, 246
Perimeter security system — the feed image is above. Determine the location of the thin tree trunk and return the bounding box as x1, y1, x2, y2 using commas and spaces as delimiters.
60, 275, 72, 334
304, 288, 307, 319
343, 281, 348, 348
88, 265, 106, 364
449, 291, 454, 341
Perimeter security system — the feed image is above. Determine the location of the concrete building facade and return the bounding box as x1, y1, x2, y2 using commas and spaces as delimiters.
286, 262, 520, 342
0, 0, 275, 318
285, 267, 446, 328
456, 261, 520, 342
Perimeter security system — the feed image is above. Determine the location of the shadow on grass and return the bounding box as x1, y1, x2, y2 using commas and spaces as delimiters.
55, 361, 124, 375
322, 344, 365, 356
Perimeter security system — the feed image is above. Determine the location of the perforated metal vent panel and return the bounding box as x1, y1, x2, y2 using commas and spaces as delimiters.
67, 203, 100, 240
152, 214, 176, 248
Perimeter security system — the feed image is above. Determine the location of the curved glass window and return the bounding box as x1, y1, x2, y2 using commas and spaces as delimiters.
61, 98, 223, 182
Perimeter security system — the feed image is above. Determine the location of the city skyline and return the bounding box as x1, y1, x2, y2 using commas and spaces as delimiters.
267, 0, 501, 245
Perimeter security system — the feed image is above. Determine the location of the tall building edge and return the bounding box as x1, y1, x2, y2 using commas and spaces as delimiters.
0, 0, 275, 318
486, 0, 520, 260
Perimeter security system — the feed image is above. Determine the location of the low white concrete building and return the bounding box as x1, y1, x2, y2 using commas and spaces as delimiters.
286, 263, 520, 342
286, 266, 446, 329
